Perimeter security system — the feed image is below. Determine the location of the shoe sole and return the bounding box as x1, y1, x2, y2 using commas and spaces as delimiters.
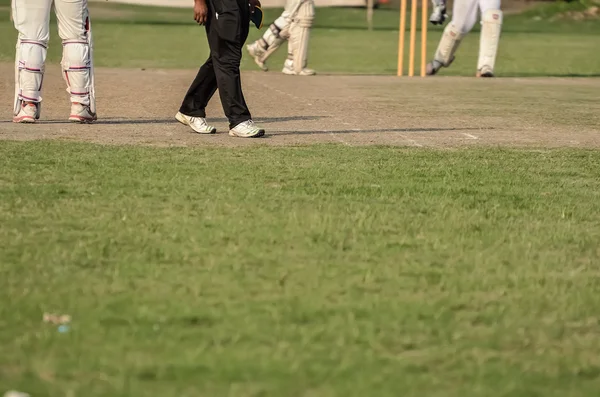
69, 116, 96, 124
281, 70, 316, 76
175, 113, 216, 134
476, 66, 494, 78
426, 66, 438, 76
229, 129, 265, 138
426, 56, 455, 76
13, 116, 36, 123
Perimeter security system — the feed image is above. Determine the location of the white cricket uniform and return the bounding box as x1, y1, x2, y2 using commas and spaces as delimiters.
11, 0, 95, 113
246, 0, 315, 75
450, 0, 501, 34
428, 0, 503, 76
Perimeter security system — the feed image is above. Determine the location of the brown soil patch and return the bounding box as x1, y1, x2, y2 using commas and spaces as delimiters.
1, 63, 599, 148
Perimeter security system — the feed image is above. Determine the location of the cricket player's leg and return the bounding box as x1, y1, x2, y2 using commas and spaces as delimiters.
246, 9, 292, 71
476, 0, 502, 77
12, 0, 52, 123
54, 0, 97, 123
283, 0, 315, 76
177, 52, 218, 134
426, 0, 478, 75
209, 4, 263, 138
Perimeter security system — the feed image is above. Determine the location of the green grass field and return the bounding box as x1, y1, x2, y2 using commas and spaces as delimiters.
1, 142, 600, 396
0, 0, 599, 75
1, 1, 600, 396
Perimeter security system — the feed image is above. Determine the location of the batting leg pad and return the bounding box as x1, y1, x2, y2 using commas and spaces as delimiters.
433, 24, 463, 67
288, 0, 314, 74
254, 15, 291, 63
14, 39, 47, 115
61, 39, 93, 106
477, 9, 503, 73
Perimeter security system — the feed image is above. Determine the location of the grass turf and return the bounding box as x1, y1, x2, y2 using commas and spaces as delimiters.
0, 1, 599, 76
1, 0, 600, 395
1, 142, 600, 396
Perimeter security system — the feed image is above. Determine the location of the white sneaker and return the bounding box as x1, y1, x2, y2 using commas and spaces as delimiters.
13, 103, 38, 123
246, 42, 268, 71
476, 66, 494, 78
175, 112, 216, 134
282, 60, 316, 76
69, 103, 97, 123
229, 120, 265, 138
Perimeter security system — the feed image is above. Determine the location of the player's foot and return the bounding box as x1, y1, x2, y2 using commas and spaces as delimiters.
429, 4, 448, 25
476, 66, 494, 77
426, 60, 443, 76
426, 56, 455, 76
69, 103, 97, 123
282, 61, 316, 76
175, 112, 216, 134
282, 67, 316, 76
13, 102, 38, 123
229, 120, 265, 138
246, 42, 268, 71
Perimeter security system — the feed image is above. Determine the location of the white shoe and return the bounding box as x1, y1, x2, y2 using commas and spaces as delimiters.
426, 61, 441, 76
282, 60, 316, 76
282, 66, 316, 76
246, 42, 268, 71
229, 120, 265, 138
69, 103, 97, 123
13, 102, 39, 123
426, 56, 455, 76
175, 112, 216, 134
476, 66, 494, 77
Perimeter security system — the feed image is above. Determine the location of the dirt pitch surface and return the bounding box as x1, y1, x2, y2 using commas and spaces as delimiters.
1, 63, 599, 148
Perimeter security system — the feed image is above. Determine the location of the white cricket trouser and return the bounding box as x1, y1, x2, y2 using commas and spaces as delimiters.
449, 0, 501, 33
12, 0, 93, 107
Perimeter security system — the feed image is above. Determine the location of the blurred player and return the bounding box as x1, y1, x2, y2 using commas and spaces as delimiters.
11, 0, 96, 123
426, 0, 502, 77
246, 0, 315, 76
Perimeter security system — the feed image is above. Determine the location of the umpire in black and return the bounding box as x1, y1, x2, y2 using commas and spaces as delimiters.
175, 0, 265, 138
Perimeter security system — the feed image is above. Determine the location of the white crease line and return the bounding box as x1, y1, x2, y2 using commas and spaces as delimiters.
462, 133, 479, 140
398, 134, 424, 147
406, 139, 423, 147
329, 132, 352, 146
274, 88, 301, 101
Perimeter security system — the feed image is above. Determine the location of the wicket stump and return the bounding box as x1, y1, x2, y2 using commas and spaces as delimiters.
397, 0, 428, 77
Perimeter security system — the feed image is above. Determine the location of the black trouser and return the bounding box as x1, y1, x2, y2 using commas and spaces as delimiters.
179, 0, 251, 129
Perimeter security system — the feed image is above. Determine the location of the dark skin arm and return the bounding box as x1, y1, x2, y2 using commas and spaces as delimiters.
194, 0, 208, 25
